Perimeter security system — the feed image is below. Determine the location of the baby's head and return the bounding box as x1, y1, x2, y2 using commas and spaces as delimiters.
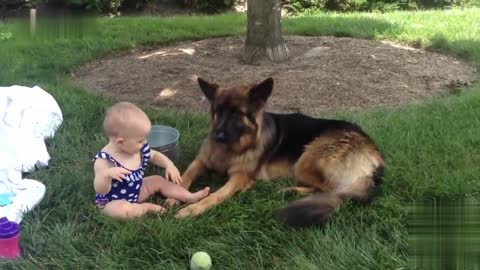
103, 101, 151, 154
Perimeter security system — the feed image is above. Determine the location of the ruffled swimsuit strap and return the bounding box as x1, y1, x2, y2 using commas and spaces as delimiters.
93, 151, 126, 169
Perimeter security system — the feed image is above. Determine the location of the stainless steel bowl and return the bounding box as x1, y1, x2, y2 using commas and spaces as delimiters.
147, 125, 180, 162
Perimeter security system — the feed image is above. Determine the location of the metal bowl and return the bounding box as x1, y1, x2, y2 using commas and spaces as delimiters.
147, 125, 180, 161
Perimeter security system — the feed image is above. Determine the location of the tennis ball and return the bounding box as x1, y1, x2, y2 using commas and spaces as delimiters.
190, 251, 212, 270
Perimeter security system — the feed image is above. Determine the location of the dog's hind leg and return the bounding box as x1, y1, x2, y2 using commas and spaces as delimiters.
291, 138, 337, 193
277, 131, 384, 227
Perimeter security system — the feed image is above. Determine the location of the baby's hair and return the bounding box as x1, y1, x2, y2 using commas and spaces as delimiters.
103, 101, 150, 137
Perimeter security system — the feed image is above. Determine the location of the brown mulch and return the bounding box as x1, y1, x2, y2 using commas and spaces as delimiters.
72, 36, 477, 115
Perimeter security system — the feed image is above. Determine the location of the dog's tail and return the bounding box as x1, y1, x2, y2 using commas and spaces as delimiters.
276, 192, 343, 228
276, 166, 384, 228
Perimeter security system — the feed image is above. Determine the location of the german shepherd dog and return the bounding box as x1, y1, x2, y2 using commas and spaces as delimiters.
171, 77, 385, 227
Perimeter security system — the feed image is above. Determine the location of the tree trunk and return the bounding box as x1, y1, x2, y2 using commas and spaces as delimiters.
244, 0, 290, 64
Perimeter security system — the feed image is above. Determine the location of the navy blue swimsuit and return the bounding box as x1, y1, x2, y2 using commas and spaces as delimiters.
94, 143, 151, 207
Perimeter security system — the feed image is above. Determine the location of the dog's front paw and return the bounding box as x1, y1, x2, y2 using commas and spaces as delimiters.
164, 198, 181, 208
175, 203, 204, 219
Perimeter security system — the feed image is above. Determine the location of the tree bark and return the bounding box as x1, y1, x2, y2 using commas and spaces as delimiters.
244, 0, 290, 64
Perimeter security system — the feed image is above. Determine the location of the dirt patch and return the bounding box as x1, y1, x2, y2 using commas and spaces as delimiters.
72, 36, 477, 115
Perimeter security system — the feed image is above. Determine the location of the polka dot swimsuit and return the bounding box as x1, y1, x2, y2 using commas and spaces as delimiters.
94, 143, 151, 207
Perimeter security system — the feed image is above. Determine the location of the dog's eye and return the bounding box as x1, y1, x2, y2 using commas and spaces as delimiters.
234, 110, 247, 117
235, 121, 245, 131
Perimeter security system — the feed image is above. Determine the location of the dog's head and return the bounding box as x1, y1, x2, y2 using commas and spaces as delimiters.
197, 77, 273, 152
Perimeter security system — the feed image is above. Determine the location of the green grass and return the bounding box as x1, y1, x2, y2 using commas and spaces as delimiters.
289, 8, 480, 62
0, 8, 479, 269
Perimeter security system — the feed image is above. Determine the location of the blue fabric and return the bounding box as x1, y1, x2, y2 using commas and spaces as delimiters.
94, 143, 151, 207
0, 192, 15, 206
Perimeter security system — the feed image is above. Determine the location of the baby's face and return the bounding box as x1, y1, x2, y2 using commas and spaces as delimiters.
118, 120, 151, 155
121, 135, 147, 155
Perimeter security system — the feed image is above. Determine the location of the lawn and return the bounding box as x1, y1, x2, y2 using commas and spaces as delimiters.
0, 7, 479, 270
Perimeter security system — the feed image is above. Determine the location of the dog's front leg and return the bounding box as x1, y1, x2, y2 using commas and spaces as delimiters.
165, 159, 207, 207
175, 172, 254, 218
180, 159, 207, 190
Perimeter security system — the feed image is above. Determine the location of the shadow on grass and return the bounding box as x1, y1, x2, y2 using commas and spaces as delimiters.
284, 15, 402, 39
430, 34, 480, 67
284, 15, 480, 68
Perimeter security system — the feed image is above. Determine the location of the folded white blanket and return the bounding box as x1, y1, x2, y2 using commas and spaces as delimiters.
0, 85, 63, 223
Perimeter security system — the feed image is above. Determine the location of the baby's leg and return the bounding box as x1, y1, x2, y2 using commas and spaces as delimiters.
139, 176, 210, 204
103, 200, 165, 219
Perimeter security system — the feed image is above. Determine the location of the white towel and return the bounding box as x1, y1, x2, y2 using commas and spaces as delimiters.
0, 85, 63, 223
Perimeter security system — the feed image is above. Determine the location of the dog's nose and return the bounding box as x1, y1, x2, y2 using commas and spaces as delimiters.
213, 131, 226, 142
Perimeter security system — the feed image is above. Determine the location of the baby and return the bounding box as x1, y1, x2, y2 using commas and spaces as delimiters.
93, 101, 210, 219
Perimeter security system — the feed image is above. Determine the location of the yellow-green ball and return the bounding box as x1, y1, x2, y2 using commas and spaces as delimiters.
190, 251, 212, 270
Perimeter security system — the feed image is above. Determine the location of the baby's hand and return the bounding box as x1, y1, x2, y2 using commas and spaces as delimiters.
165, 163, 182, 184
106, 167, 130, 182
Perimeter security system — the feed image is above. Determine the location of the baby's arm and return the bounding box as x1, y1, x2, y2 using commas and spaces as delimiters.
149, 149, 174, 168
150, 150, 182, 183
94, 159, 114, 194
93, 159, 130, 194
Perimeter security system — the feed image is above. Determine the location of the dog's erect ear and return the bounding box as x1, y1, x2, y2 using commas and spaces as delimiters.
197, 77, 218, 102
248, 77, 273, 109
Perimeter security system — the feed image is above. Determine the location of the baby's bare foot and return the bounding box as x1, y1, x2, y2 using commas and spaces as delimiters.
187, 187, 210, 203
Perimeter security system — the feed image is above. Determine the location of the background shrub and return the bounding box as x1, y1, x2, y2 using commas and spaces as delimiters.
194, 0, 236, 13
283, 0, 477, 13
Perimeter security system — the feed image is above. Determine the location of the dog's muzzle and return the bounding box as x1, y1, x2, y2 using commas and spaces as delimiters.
213, 130, 227, 143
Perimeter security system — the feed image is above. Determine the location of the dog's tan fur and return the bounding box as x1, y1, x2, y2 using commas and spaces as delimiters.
171, 77, 385, 227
